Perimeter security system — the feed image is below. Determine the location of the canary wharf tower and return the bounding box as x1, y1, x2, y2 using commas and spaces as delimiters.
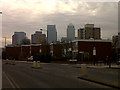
67, 23, 75, 41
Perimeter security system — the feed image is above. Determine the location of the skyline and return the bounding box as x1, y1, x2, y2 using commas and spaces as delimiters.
0, 0, 119, 46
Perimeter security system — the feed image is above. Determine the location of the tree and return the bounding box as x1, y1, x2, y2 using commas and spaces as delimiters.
21, 38, 30, 45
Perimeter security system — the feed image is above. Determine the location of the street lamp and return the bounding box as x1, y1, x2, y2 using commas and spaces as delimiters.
93, 28, 96, 66
3, 37, 6, 47
93, 47, 96, 65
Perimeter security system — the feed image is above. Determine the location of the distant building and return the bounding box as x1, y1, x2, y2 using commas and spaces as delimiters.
31, 31, 46, 44
47, 25, 57, 43
112, 35, 119, 47
78, 28, 84, 39
61, 37, 68, 42
67, 23, 75, 41
78, 24, 101, 39
12, 32, 26, 46
112, 33, 120, 58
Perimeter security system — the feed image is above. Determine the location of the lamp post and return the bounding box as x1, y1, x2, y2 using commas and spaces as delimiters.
3, 37, 6, 47
93, 47, 96, 65
93, 28, 96, 66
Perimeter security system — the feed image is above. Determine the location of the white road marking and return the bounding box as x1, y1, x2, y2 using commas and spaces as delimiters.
3, 72, 15, 88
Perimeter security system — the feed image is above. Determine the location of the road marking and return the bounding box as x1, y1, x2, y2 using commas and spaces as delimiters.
3, 72, 20, 88
77, 77, 112, 88
3, 72, 15, 88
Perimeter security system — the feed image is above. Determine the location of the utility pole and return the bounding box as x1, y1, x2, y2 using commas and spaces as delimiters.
3, 37, 6, 47
93, 28, 96, 66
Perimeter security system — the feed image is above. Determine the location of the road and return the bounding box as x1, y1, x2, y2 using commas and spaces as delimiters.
2, 61, 116, 88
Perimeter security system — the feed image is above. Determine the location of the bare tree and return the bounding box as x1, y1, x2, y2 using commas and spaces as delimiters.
21, 38, 30, 45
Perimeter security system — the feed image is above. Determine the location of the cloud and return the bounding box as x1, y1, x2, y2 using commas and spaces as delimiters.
1, 1, 118, 45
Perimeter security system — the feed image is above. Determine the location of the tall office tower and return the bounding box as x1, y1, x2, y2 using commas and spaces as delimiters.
47, 25, 57, 43
78, 28, 85, 39
31, 31, 46, 44
67, 23, 75, 41
12, 32, 26, 46
78, 24, 101, 39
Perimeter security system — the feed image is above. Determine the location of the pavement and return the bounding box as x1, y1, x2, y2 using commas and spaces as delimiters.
82, 64, 120, 89
2, 61, 120, 89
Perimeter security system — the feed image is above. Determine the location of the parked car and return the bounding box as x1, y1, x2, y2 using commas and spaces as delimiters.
116, 54, 120, 65
27, 56, 33, 62
116, 60, 120, 65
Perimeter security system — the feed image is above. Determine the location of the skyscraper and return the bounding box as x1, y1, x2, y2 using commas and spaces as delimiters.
12, 32, 26, 46
31, 31, 46, 44
47, 25, 57, 43
78, 24, 101, 39
67, 23, 75, 41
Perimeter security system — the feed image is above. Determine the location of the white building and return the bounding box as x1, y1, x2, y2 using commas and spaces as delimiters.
12, 32, 26, 45
67, 23, 75, 41
47, 25, 57, 43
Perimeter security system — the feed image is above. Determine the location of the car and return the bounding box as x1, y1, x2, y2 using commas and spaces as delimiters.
116, 60, 120, 65
27, 56, 33, 62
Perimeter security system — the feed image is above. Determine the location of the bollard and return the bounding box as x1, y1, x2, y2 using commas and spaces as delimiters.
37, 61, 40, 68
32, 61, 37, 68
13, 59, 16, 65
11, 59, 16, 65
81, 64, 87, 76
11, 60, 16, 65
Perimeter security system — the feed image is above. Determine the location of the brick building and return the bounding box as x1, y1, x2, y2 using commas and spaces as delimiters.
50, 43, 63, 60
5, 44, 50, 60
72, 40, 112, 63
6, 46, 21, 60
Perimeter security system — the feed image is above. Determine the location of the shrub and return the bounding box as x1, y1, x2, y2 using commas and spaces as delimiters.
33, 53, 51, 63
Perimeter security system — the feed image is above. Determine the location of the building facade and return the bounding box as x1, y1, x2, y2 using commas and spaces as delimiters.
61, 37, 69, 43
47, 25, 57, 43
50, 43, 63, 60
78, 28, 84, 39
67, 23, 75, 41
5, 44, 50, 60
78, 24, 101, 39
12, 32, 26, 46
112, 35, 119, 47
72, 40, 112, 63
31, 31, 46, 44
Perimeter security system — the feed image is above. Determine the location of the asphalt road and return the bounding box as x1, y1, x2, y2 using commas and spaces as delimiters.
2, 61, 115, 88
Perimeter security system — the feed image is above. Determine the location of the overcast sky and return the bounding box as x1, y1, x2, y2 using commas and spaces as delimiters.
0, 0, 119, 46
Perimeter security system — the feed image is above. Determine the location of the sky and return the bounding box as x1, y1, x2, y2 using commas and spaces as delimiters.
0, 0, 119, 47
